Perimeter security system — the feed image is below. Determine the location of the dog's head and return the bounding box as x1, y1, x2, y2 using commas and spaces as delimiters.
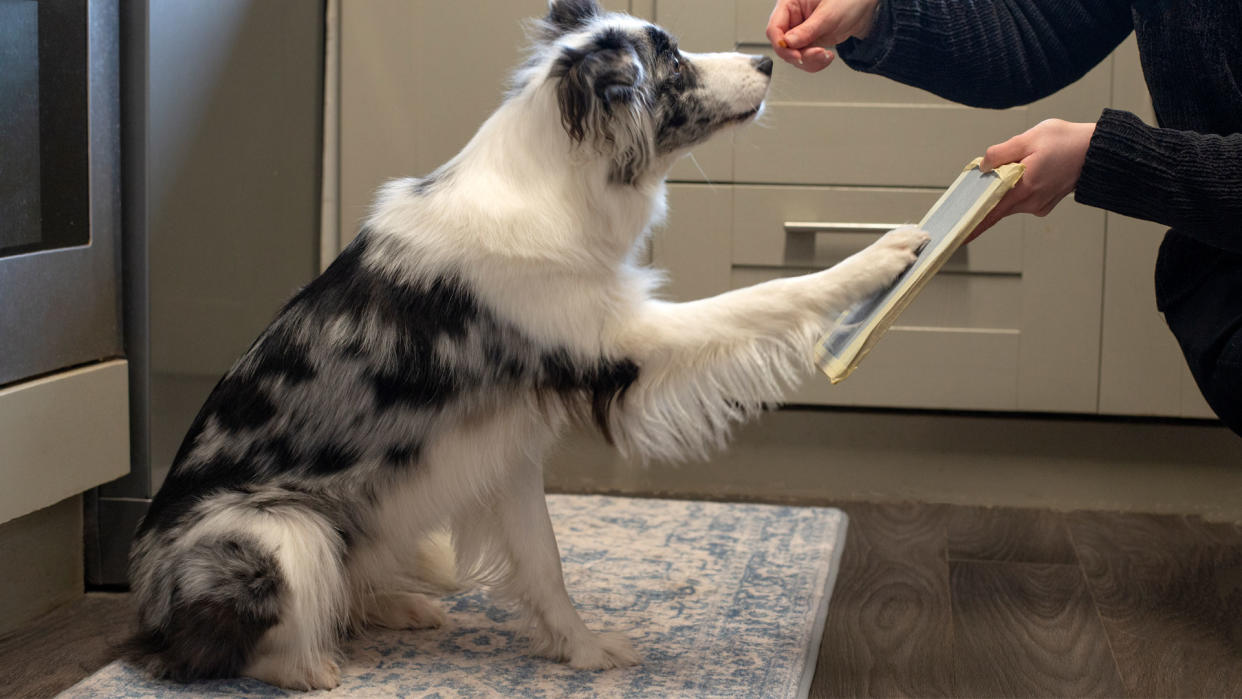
527, 0, 772, 185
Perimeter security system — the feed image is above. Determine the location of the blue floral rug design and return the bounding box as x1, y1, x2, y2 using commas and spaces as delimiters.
62, 495, 847, 698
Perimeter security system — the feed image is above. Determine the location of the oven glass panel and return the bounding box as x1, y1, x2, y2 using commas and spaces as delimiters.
0, 0, 89, 258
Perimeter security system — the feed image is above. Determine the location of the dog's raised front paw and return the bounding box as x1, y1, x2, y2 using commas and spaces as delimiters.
874, 225, 929, 267
566, 631, 641, 670
868, 225, 929, 284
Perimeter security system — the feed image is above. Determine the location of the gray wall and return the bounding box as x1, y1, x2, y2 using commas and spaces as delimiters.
127, 0, 325, 494
88, 0, 325, 586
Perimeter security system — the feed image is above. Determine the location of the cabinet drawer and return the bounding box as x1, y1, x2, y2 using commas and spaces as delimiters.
732, 266, 1021, 332
727, 185, 1024, 408
732, 185, 1021, 273
791, 327, 1021, 410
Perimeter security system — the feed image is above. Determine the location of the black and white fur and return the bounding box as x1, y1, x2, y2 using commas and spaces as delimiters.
127, 0, 927, 689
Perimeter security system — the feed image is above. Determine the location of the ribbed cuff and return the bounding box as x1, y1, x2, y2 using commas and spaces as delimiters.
838, 0, 895, 71
1075, 108, 1165, 218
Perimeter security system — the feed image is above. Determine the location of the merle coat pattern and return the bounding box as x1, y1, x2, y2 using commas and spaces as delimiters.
126, 0, 927, 689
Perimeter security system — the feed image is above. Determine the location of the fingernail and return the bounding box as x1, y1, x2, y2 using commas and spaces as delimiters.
786, 33, 798, 45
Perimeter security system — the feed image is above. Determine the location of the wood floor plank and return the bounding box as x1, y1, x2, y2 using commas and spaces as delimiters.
950, 560, 1125, 698
812, 502, 955, 698
948, 506, 1077, 564
0, 592, 132, 698
1068, 511, 1242, 697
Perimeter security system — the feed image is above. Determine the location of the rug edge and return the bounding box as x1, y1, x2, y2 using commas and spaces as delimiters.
795, 509, 849, 699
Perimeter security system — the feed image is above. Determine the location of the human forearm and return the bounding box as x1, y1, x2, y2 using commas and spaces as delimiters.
839, 0, 1134, 108
1076, 109, 1242, 243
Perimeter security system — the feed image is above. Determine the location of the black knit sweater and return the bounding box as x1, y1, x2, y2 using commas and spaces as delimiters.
838, 0, 1242, 255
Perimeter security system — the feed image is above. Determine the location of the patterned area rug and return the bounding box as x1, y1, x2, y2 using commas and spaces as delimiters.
62, 495, 847, 698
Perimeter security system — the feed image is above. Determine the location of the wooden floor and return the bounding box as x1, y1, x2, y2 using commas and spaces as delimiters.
0, 592, 133, 698
3, 502, 1242, 698
812, 502, 1242, 698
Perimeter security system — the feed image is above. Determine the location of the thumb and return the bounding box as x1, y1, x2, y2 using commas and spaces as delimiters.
979, 135, 1029, 173
785, 5, 840, 48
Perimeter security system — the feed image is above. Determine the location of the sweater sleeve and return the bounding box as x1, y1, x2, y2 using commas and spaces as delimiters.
1075, 108, 1242, 243
837, 0, 1134, 109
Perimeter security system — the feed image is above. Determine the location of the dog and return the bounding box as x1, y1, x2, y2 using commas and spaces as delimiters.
125, 0, 927, 689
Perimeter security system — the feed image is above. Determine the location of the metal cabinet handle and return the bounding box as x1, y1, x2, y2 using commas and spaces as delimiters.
783, 222, 904, 235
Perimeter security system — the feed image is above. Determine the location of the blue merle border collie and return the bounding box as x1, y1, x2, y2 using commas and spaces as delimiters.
127, 0, 926, 689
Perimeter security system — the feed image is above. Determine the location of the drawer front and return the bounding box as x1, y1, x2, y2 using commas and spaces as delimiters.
729, 186, 1023, 408
791, 327, 1022, 410
732, 185, 1022, 273
652, 183, 735, 302
735, 104, 1026, 187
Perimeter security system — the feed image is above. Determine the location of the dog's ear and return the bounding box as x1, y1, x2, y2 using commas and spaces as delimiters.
553, 33, 641, 143
553, 34, 652, 185
545, 0, 601, 36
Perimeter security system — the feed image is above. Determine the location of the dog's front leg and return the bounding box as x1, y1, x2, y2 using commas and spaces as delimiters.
489, 457, 640, 669
610, 226, 928, 461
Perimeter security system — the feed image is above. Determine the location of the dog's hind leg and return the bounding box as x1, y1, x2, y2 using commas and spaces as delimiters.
477, 457, 640, 669
347, 543, 448, 632
240, 507, 350, 691
360, 591, 447, 630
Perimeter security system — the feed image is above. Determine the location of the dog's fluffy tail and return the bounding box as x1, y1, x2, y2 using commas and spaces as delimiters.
125, 533, 285, 682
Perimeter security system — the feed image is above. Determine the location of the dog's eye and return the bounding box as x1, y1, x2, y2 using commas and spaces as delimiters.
670, 53, 682, 75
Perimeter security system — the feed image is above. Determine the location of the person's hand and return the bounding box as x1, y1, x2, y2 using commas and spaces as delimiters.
766, 0, 879, 72
968, 119, 1097, 242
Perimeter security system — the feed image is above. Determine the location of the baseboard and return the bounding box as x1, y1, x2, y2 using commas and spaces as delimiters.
545, 407, 1242, 521
0, 496, 83, 637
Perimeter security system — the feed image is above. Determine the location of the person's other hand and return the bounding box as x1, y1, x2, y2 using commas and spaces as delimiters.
967, 119, 1097, 242
766, 0, 879, 72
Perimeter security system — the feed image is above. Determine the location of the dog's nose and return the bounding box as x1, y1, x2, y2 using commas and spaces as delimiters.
753, 55, 773, 76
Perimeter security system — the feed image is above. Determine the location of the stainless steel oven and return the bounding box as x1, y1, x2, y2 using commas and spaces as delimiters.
0, 0, 122, 384
0, 0, 128, 525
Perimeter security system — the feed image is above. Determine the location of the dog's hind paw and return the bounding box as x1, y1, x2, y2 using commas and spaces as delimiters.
566, 631, 641, 670
245, 655, 341, 691
369, 591, 446, 630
